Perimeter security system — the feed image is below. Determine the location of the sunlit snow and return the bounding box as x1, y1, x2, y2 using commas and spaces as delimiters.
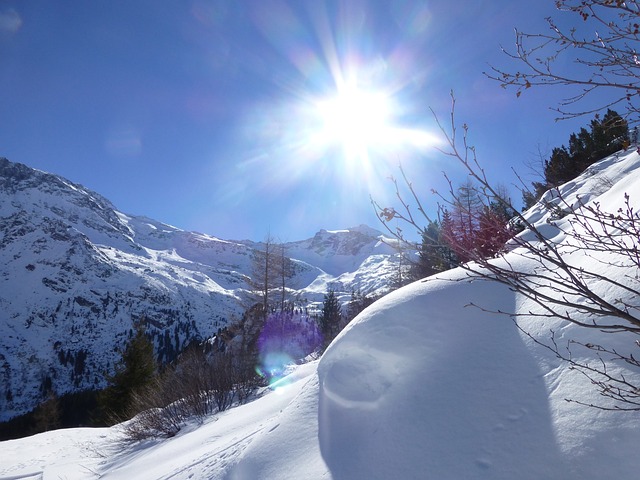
2, 149, 640, 479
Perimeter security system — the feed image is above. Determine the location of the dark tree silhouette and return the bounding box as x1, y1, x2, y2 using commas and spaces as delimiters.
319, 289, 342, 350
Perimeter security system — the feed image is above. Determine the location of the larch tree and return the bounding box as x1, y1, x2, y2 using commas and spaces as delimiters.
249, 234, 279, 317
249, 235, 294, 316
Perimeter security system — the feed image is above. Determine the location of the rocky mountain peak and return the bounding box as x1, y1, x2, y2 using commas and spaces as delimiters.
0, 157, 409, 422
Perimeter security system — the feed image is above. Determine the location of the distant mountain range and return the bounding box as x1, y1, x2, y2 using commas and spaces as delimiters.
0, 157, 409, 421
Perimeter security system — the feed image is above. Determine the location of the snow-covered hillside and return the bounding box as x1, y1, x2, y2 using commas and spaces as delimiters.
0, 157, 406, 421
2, 149, 640, 478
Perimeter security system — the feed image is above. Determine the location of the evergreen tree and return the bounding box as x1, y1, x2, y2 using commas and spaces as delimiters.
544, 146, 578, 188
436, 210, 460, 269
345, 288, 375, 323
319, 288, 342, 350
476, 203, 513, 259
98, 323, 157, 423
522, 182, 547, 210
411, 219, 458, 279
591, 109, 628, 160
235, 305, 265, 372
538, 110, 628, 196
31, 391, 61, 433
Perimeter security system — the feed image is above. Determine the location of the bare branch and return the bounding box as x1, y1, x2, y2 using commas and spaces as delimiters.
487, 0, 640, 121
375, 91, 640, 409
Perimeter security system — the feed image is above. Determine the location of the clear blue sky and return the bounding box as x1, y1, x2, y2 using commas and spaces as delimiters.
0, 1, 614, 241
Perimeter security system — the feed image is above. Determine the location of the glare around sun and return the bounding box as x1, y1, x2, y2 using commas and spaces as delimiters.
315, 86, 392, 159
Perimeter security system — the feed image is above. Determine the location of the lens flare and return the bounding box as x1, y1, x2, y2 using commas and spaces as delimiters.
256, 311, 322, 389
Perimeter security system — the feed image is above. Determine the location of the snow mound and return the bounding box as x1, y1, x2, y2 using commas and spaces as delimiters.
318, 273, 567, 479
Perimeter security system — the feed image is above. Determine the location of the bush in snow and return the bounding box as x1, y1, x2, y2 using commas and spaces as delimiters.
121, 346, 236, 441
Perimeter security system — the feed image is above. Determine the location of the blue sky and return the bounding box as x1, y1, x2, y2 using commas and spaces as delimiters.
0, 1, 614, 241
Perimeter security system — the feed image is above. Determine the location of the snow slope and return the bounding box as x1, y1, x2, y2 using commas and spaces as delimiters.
2, 149, 640, 478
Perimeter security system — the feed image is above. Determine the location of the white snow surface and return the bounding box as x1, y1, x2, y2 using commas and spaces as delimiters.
3, 149, 640, 478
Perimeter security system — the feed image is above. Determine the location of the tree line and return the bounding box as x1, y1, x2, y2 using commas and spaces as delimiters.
389, 108, 631, 282
523, 109, 629, 209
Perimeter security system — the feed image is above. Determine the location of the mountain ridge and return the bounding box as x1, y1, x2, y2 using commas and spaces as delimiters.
0, 157, 406, 421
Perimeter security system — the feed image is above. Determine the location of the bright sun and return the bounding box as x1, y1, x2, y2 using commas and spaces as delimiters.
314, 85, 393, 162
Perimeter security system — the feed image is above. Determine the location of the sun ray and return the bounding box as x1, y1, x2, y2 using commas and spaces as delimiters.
233, 1, 441, 201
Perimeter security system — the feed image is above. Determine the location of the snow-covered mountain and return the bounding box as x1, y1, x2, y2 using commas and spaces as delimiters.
3, 149, 640, 479
0, 157, 406, 422
0, 147, 640, 480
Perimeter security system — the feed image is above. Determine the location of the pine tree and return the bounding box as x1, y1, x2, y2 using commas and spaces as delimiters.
232, 305, 265, 402
319, 288, 342, 350
411, 219, 457, 279
476, 204, 512, 259
436, 210, 459, 269
522, 182, 547, 210
345, 288, 375, 323
591, 109, 628, 161
31, 391, 61, 433
98, 322, 157, 423
540, 110, 628, 192
544, 146, 578, 187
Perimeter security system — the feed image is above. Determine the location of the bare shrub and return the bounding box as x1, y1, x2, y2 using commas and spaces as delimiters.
208, 353, 236, 412
232, 350, 264, 405
172, 347, 231, 416
121, 376, 184, 440
121, 348, 239, 441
